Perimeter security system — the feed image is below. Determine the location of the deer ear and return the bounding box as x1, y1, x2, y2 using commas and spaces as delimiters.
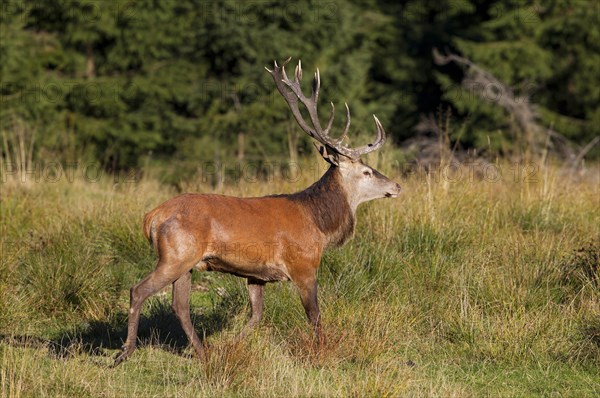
326, 150, 340, 166
313, 143, 340, 166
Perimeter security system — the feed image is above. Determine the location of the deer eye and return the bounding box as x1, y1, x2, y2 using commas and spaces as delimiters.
363, 171, 371, 177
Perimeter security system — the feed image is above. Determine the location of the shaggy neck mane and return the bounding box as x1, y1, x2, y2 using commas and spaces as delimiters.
287, 166, 355, 247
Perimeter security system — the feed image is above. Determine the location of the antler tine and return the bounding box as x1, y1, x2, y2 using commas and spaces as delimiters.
267, 58, 388, 161
346, 115, 386, 157
325, 102, 335, 135
312, 68, 320, 102
373, 115, 386, 147
281, 64, 289, 84
322, 101, 351, 146
279, 57, 293, 84
295, 60, 302, 82
266, 58, 317, 140
279, 61, 328, 143
339, 102, 351, 143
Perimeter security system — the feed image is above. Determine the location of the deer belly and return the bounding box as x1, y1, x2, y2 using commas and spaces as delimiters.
202, 256, 291, 282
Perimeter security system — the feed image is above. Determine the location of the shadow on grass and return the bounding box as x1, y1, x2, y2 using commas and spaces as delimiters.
0, 290, 246, 360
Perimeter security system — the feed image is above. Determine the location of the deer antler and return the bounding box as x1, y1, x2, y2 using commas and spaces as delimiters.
266, 57, 386, 161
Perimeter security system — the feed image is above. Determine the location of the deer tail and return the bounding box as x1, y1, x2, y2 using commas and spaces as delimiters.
143, 208, 160, 246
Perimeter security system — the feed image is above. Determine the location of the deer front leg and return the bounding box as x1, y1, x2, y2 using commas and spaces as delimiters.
296, 277, 325, 346
235, 279, 265, 341
171, 270, 205, 359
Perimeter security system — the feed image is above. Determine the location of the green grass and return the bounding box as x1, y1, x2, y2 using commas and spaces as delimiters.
1, 162, 599, 397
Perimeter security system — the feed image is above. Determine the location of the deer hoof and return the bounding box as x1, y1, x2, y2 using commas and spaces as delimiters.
111, 344, 135, 367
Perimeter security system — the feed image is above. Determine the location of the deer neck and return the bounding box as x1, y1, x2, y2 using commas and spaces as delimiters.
288, 166, 355, 247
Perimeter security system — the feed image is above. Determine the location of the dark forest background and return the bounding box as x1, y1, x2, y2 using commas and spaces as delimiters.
1, 0, 598, 177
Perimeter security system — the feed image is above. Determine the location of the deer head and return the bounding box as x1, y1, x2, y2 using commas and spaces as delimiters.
266, 58, 401, 211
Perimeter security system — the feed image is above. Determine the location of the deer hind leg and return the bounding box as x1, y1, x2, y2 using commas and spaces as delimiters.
113, 262, 190, 367
171, 270, 205, 359
235, 279, 265, 341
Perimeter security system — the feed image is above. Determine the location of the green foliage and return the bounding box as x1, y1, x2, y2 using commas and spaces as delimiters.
1, 0, 598, 170
437, 0, 600, 150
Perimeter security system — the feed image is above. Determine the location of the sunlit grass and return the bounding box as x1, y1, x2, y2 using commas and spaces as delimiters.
1, 161, 599, 397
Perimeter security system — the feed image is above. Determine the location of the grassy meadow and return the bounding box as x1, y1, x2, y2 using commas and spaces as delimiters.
0, 159, 599, 397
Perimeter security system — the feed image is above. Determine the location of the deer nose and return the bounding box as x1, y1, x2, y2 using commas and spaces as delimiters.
395, 183, 402, 192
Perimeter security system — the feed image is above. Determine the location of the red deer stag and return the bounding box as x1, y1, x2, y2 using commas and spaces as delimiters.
113, 58, 401, 366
